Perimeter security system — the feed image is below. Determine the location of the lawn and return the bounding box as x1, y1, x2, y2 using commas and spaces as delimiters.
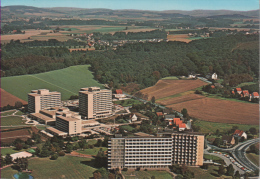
120, 125, 135, 132
193, 119, 259, 133
1, 65, 103, 101
122, 170, 172, 179
36, 125, 49, 130
1, 116, 25, 126
246, 153, 259, 167
204, 154, 224, 163
87, 139, 98, 145
1, 147, 33, 156
1, 110, 16, 116
77, 147, 107, 156
114, 99, 143, 107
188, 165, 232, 179
1, 156, 97, 179
162, 76, 179, 80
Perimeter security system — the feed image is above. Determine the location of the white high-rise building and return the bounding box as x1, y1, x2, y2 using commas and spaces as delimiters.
79, 87, 112, 119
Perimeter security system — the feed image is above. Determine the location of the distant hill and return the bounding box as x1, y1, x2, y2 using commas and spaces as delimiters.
1, 5, 259, 18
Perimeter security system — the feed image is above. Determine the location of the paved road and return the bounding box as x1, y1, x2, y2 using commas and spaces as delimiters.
204, 150, 245, 174
207, 138, 259, 171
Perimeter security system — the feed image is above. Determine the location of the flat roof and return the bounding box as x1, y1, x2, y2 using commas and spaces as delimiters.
31, 113, 56, 121
46, 127, 67, 135
82, 120, 100, 124
134, 132, 154, 137
28, 91, 60, 96
40, 109, 56, 116
56, 115, 80, 122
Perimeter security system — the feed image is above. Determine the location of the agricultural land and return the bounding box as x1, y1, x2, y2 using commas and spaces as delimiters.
1, 65, 103, 101
1, 88, 28, 107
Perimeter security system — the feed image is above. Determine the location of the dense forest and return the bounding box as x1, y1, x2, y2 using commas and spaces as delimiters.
2, 34, 259, 90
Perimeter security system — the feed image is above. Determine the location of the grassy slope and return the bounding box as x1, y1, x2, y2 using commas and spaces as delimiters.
1, 147, 33, 156
1, 65, 103, 101
1, 156, 97, 179
0, 110, 16, 116
246, 153, 259, 167
193, 119, 259, 133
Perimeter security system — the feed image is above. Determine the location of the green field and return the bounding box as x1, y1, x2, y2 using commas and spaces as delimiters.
114, 99, 143, 107
122, 170, 172, 179
77, 147, 107, 156
188, 165, 231, 179
1, 116, 25, 126
162, 76, 179, 80
193, 119, 259, 133
1, 156, 97, 179
246, 153, 259, 167
1, 65, 103, 101
236, 82, 257, 88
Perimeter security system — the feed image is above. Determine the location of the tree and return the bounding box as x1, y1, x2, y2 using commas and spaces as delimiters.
234, 171, 240, 179
50, 154, 59, 160
226, 164, 234, 176
15, 101, 23, 108
93, 172, 102, 179
108, 173, 115, 179
58, 151, 65, 156
151, 176, 156, 179
5, 154, 13, 164
218, 164, 225, 176
213, 138, 221, 147
1, 154, 6, 167
15, 143, 23, 150
181, 108, 189, 118
151, 96, 156, 103
249, 127, 257, 135
215, 129, 220, 136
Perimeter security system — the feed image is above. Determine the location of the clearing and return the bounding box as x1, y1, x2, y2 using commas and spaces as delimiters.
1, 65, 103, 101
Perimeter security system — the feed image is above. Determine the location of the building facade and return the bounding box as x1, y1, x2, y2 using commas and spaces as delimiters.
79, 87, 112, 119
108, 132, 204, 170
28, 89, 61, 113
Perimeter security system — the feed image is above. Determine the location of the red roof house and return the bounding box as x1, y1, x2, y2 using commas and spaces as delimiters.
116, 89, 123, 94
179, 123, 186, 131
236, 88, 242, 94
252, 92, 259, 98
174, 118, 181, 124
175, 120, 183, 126
242, 90, 249, 97
233, 129, 247, 139
156, 112, 163, 117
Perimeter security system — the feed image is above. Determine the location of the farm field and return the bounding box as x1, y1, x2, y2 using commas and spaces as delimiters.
167, 34, 192, 43
1, 128, 31, 144
139, 79, 207, 101
1, 65, 103, 101
1, 88, 28, 107
122, 170, 172, 179
163, 93, 258, 125
0, 156, 97, 179
193, 119, 259, 133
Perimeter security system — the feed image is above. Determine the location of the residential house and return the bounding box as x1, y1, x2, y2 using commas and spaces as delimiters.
211, 73, 218, 80
233, 129, 247, 139
165, 114, 175, 125
242, 90, 250, 97
252, 92, 259, 98
129, 113, 137, 122
113, 89, 126, 100
221, 135, 235, 147
178, 123, 186, 131
235, 88, 242, 94
156, 112, 163, 117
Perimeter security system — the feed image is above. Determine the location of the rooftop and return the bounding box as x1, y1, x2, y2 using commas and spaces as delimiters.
30, 113, 56, 121
47, 127, 67, 135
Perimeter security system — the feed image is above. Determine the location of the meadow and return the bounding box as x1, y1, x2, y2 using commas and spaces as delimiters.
122, 170, 172, 179
1, 156, 97, 179
1, 65, 103, 101
1, 116, 25, 126
77, 147, 107, 156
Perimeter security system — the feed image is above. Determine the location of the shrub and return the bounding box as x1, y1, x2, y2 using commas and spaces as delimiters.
50, 154, 58, 160
58, 151, 65, 156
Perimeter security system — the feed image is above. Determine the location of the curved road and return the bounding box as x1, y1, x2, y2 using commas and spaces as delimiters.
207, 138, 259, 171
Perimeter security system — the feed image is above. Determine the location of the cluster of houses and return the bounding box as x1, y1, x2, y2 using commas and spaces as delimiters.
156, 113, 191, 132
232, 88, 259, 100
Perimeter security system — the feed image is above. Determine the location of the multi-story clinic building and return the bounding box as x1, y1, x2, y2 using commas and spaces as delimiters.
108, 132, 204, 170
79, 87, 112, 119
28, 89, 61, 113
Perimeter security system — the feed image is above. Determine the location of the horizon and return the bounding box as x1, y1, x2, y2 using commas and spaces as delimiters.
2, 0, 259, 11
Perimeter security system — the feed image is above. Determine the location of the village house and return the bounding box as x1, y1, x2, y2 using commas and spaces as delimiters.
241, 90, 250, 97
113, 89, 126, 100
235, 88, 242, 94
129, 113, 137, 122
252, 92, 259, 98
233, 129, 247, 139
221, 135, 235, 147
178, 123, 186, 131
156, 112, 163, 117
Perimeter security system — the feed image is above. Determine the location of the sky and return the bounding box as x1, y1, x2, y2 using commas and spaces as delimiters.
1, 0, 259, 11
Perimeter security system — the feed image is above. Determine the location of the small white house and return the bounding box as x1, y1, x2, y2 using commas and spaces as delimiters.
130, 114, 137, 122
211, 73, 217, 80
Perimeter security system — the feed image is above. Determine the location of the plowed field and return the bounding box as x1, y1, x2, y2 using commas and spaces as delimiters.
139, 79, 207, 101
160, 94, 259, 125
1, 88, 28, 107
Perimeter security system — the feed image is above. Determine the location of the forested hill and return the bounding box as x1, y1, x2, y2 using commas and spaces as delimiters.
85, 34, 259, 88
1, 34, 259, 90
